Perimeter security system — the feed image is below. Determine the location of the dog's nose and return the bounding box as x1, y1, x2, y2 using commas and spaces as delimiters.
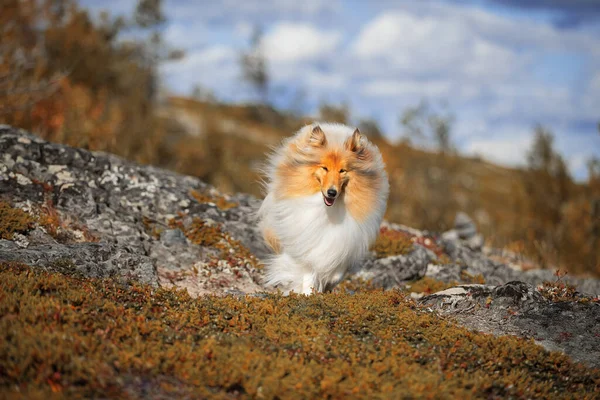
327, 188, 337, 198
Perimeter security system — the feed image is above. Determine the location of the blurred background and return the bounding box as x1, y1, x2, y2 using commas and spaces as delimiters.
1, 0, 599, 276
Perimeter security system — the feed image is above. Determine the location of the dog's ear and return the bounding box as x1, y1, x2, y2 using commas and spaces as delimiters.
345, 128, 363, 153
308, 125, 327, 147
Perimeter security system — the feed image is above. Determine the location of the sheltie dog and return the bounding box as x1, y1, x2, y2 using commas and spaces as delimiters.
258, 123, 389, 294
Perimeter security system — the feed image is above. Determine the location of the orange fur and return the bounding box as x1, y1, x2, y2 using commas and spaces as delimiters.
273, 130, 385, 222
263, 228, 281, 253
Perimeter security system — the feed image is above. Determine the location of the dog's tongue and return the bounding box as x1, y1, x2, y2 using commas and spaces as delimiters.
324, 196, 335, 206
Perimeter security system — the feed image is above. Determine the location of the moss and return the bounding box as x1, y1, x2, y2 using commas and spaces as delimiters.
0, 197, 97, 244
142, 216, 163, 239
406, 277, 459, 294
191, 189, 237, 211
371, 227, 414, 258
460, 271, 486, 284
45, 258, 82, 278
169, 216, 261, 270
37, 200, 64, 240
0, 200, 36, 240
1, 262, 599, 399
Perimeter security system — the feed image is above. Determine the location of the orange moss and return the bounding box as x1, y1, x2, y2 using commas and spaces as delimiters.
169, 216, 261, 270
142, 216, 163, 239
1, 262, 599, 399
0, 200, 36, 240
38, 199, 62, 239
407, 277, 459, 294
371, 227, 414, 258
0, 197, 97, 244
191, 190, 237, 211
460, 271, 486, 284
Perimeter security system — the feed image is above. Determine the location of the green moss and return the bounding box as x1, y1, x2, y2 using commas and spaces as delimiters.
371, 227, 414, 258
1, 262, 599, 399
0, 200, 36, 240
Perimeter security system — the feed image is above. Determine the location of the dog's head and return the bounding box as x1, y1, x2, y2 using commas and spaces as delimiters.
308, 126, 366, 207
274, 123, 386, 214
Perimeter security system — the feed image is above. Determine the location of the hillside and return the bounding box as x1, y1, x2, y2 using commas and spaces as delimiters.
1, 126, 600, 398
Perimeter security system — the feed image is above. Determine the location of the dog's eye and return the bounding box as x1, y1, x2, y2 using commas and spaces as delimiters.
321, 166, 328, 171
339, 169, 347, 173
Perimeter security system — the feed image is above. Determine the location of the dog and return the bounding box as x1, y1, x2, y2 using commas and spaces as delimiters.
258, 123, 389, 294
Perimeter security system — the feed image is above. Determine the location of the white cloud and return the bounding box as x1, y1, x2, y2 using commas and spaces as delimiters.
161, 45, 240, 94
305, 71, 346, 90
260, 22, 341, 63
163, 23, 208, 49
165, 0, 340, 24
464, 133, 533, 167
362, 80, 452, 98
351, 11, 523, 81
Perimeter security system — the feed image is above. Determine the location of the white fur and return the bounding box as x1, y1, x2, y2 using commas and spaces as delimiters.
258, 123, 389, 295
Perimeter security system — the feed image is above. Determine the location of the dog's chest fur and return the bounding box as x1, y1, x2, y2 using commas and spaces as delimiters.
268, 192, 379, 276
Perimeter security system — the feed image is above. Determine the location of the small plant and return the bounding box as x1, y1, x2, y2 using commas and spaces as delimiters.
0, 200, 36, 240
537, 269, 579, 302
371, 227, 414, 258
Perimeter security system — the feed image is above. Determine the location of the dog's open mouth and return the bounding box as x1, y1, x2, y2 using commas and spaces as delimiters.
323, 196, 335, 206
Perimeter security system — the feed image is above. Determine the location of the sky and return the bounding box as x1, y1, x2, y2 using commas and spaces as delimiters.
82, 0, 600, 180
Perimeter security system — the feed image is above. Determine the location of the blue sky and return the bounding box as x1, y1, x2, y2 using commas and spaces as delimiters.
82, 0, 600, 180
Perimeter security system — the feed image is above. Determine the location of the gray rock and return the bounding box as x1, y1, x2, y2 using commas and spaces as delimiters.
442, 212, 484, 251
0, 125, 263, 294
0, 240, 157, 285
160, 229, 187, 247
454, 212, 477, 239
438, 238, 600, 296
355, 245, 434, 289
421, 281, 600, 368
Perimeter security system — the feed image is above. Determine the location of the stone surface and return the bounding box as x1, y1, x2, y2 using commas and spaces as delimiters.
0, 126, 266, 295
354, 245, 434, 288
421, 281, 600, 368
0, 239, 156, 285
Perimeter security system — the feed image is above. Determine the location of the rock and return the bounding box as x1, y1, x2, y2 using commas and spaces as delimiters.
159, 229, 188, 247
442, 212, 484, 251
0, 239, 157, 285
354, 245, 434, 289
437, 238, 600, 296
4, 125, 600, 370
0, 126, 264, 295
454, 212, 477, 239
421, 281, 600, 368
